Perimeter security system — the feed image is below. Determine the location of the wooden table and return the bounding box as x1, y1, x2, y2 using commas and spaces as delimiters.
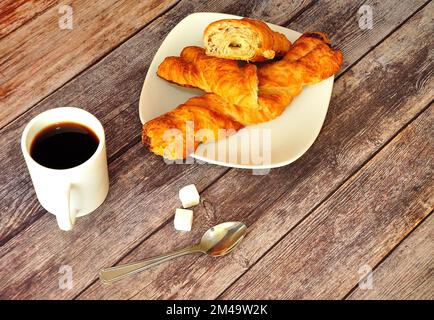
0, 0, 432, 300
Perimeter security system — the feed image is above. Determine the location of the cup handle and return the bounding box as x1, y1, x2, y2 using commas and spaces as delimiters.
56, 185, 75, 231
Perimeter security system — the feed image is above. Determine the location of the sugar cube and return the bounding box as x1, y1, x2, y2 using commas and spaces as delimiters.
179, 184, 200, 208
174, 208, 193, 231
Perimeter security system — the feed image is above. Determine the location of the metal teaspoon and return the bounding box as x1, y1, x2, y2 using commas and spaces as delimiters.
99, 221, 247, 283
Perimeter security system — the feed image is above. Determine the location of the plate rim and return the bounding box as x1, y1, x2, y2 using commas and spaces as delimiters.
139, 12, 333, 169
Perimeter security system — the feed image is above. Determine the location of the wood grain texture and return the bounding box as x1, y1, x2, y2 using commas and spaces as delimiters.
0, 143, 229, 299
0, 0, 316, 262
1, 0, 426, 254
348, 213, 434, 300
1, 0, 427, 247
287, 0, 428, 74
0, 0, 57, 38
79, 3, 434, 299
1, 0, 432, 300
0, 0, 318, 299
0, 0, 179, 128
221, 106, 434, 299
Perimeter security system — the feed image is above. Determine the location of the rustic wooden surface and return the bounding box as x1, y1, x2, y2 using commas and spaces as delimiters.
348, 215, 434, 300
0, 0, 432, 300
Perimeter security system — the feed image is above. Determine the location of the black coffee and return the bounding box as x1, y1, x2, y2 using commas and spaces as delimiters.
30, 122, 99, 169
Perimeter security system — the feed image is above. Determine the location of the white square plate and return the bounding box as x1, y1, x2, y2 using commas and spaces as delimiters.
139, 12, 334, 169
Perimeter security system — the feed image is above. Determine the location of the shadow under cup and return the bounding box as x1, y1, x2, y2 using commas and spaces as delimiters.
21, 107, 109, 229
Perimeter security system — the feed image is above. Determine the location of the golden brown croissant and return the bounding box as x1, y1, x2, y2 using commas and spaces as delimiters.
142, 92, 281, 159
157, 32, 343, 120
204, 18, 291, 62
142, 94, 244, 159
143, 32, 343, 159
258, 32, 343, 115
157, 46, 258, 109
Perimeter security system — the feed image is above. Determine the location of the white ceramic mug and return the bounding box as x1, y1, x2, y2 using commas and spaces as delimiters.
21, 107, 109, 231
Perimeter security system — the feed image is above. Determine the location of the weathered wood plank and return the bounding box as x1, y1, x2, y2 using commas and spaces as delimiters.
0, 143, 229, 299
0, 0, 316, 258
79, 3, 434, 299
0, 0, 57, 38
348, 214, 434, 300
220, 107, 433, 299
0, 0, 425, 257
287, 0, 428, 74
0, 0, 179, 128
0, 0, 317, 299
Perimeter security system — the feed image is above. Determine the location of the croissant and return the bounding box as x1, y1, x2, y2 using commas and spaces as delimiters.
143, 32, 343, 159
157, 46, 258, 109
258, 32, 343, 114
142, 94, 244, 159
204, 18, 291, 62
157, 32, 342, 120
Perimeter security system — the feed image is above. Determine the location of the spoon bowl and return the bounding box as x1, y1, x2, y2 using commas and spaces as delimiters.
100, 221, 247, 283
199, 221, 247, 256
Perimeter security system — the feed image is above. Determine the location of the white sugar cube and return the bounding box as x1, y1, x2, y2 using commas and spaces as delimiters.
174, 208, 193, 231
179, 184, 200, 208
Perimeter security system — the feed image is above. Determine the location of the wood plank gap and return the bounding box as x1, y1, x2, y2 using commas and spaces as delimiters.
78, 2, 434, 296
1, 0, 428, 298
335, 0, 432, 81
88, 0, 432, 264
99, 93, 429, 299
2, 4, 428, 249
341, 209, 433, 300
183, 1, 434, 253
72, 213, 173, 299
0, 0, 183, 132
0, 208, 44, 249
127, 256, 201, 300
216, 101, 433, 299
74, 166, 232, 299
280, 0, 317, 27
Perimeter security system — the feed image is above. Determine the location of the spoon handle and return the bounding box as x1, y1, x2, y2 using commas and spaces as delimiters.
99, 245, 201, 284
